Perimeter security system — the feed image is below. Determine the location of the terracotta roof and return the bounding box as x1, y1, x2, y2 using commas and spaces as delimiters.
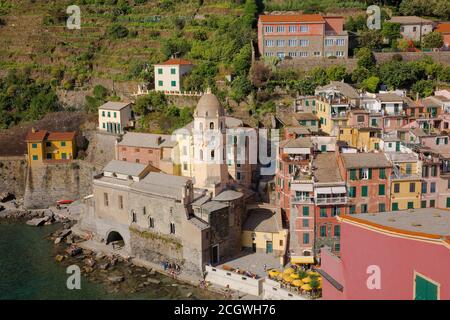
259, 14, 325, 23
155, 58, 193, 66
25, 130, 48, 142
47, 132, 76, 141
436, 23, 450, 34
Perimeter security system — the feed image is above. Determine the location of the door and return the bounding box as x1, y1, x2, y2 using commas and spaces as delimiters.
211, 245, 219, 265
61, 153, 67, 160
415, 274, 438, 300
266, 241, 273, 254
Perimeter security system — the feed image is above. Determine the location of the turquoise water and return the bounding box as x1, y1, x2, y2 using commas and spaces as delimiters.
0, 222, 218, 300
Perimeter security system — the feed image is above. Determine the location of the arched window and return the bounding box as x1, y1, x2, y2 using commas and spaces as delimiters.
211, 150, 215, 160
210, 122, 214, 130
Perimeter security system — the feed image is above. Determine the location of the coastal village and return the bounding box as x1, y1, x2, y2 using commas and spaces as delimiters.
0, 5, 449, 301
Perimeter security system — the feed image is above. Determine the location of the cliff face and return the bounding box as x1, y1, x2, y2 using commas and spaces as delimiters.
23, 161, 101, 209
0, 156, 28, 198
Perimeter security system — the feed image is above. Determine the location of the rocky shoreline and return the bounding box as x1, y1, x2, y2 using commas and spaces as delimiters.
0, 199, 226, 300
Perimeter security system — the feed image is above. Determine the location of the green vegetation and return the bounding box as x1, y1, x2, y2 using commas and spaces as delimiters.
0, 69, 59, 129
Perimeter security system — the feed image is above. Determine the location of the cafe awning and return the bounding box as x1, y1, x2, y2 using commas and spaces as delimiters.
291, 256, 315, 264
291, 184, 313, 192
331, 186, 346, 194
315, 187, 332, 194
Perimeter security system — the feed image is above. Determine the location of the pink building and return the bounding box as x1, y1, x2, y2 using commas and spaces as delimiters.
116, 132, 179, 175
319, 209, 450, 300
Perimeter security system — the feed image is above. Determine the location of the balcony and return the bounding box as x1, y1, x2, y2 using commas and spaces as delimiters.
291, 196, 314, 204
331, 111, 349, 119
315, 196, 348, 205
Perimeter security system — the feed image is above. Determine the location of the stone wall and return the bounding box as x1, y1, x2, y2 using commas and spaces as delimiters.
0, 156, 28, 198
23, 160, 101, 209
373, 51, 450, 64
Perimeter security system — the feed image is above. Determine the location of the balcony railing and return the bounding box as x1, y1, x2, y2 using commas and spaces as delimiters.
315, 196, 348, 205
291, 196, 314, 204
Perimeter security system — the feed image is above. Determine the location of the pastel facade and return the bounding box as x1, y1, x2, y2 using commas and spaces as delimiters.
98, 101, 133, 134
389, 16, 434, 42
26, 129, 76, 165
154, 58, 194, 93
257, 14, 348, 59
320, 209, 450, 300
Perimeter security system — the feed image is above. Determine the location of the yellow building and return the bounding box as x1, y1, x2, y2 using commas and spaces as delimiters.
338, 127, 382, 151
242, 208, 288, 264
26, 129, 76, 165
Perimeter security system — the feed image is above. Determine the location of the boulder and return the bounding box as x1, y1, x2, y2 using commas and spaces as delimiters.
108, 275, 124, 284
146, 278, 161, 285
26, 217, 49, 226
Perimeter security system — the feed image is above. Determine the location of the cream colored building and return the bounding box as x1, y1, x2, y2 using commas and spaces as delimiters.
154, 58, 194, 93
98, 101, 133, 134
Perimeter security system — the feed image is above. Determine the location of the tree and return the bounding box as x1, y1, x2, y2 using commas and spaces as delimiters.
344, 15, 367, 32
358, 30, 383, 50
411, 80, 435, 98
232, 44, 252, 77
93, 85, 108, 100
379, 60, 418, 89
249, 61, 272, 88
355, 47, 376, 70
161, 35, 191, 59
326, 65, 347, 81
422, 32, 444, 49
230, 76, 252, 102
381, 22, 401, 46
397, 38, 411, 52
361, 76, 380, 93
132, 91, 167, 115
107, 24, 129, 39
243, 0, 258, 27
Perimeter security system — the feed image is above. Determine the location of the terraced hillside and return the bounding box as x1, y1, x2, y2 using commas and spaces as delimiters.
0, 0, 251, 91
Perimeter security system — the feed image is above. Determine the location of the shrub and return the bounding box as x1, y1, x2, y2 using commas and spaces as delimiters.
107, 24, 129, 39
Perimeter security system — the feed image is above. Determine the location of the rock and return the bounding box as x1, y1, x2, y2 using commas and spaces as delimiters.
186, 292, 193, 298
55, 255, 64, 262
146, 278, 161, 285
54, 237, 62, 244
149, 270, 156, 276
108, 275, 124, 284
26, 217, 49, 226
99, 263, 109, 270
83, 266, 94, 273
44, 221, 52, 225
84, 258, 96, 267
171, 284, 178, 287
59, 229, 72, 239
66, 246, 82, 256
95, 252, 105, 260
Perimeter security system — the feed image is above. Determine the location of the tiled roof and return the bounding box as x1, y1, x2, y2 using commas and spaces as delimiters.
155, 58, 193, 66
377, 93, 404, 102
389, 16, 434, 25
340, 153, 392, 169
316, 81, 359, 99
259, 14, 325, 23
293, 112, 319, 121
25, 130, 48, 142
437, 23, 450, 33
281, 137, 312, 148
117, 132, 177, 148
243, 209, 283, 233
314, 153, 343, 183
99, 101, 131, 111
103, 160, 148, 177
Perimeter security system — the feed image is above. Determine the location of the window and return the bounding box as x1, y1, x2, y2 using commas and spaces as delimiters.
349, 206, 356, 214
421, 200, 427, 208
171, 80, 176, 87
414, 274, 438, 300
320, 208, 327, 217
334, 243, 340, 252
422, 181, 428, 194
371, 119, 377, 126
361, 186, 368, 197
171, 68, 176, 75
300, 25, 309, 32
325, 39, 333, 46
361, 204, 368, 213
313, 51, 321, 56
265, 26, 274, 33
288, 52, 297, 57
448, 180, 450, 189
394, 183, 400, 193
118, 195, 123, 209
334, 225, 340, 236
303, 233, 309, 244
430, 200, 435, 208
135, 159, 140, 163
288, 39, 297, 46
265, 40, 275, 47
298, 39, 309, 46
183, 162, 188, 171
102, 123, 106, 129
430, 182, 436, 193
408, 202, 414, 209
422, 166, 429, 178
132, 211, 137, 223
379, 203, 386, 212
32, 155, 38, 161
348, 186, 356, 198
302, 206, 309, 216
336, 51, 344, 57
157, 68, 163, 74
104, 193, 109, 206
409, 183, 415, 193
302, 219, 309, 227
406, 163, 412, 174
32, 143, 37, 149
350, 169, 357, 180
360, 168, 370, 180
378, 184, 385, 196
392, 202, 399, 211
46, 142, 51, 147
158, 80, 163, 86
170, 222, 176, 234
298, 51, 308, 57
276, 40, 285, 47
431, 166, 437, 177
210, 150, 215, 160
320, 225, 326, 237
336, 39, 345, 46
149, 217, 154, 228
102, 111, 105, 117
277, 26, 285, 33
113, 112, 116, 118
61, 153, 67, 160
331, 207, 340, 217
288, 26, 296, 33
46, 153, 52, 159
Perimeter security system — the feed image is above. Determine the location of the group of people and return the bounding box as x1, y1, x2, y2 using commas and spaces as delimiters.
162, 261, 181, 278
